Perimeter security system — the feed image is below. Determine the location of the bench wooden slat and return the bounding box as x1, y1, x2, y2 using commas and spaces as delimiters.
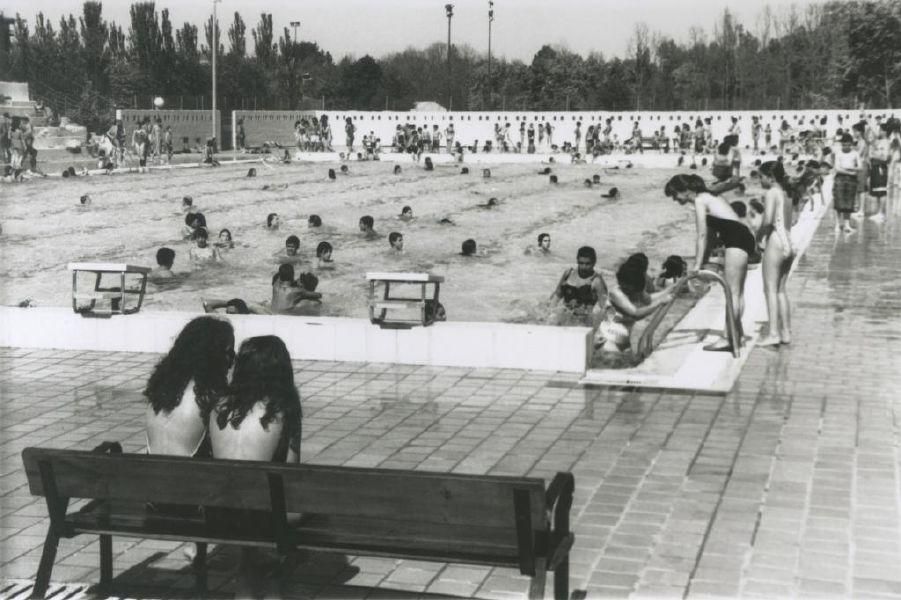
66, 503, 526, 566
23, 450, 545, 529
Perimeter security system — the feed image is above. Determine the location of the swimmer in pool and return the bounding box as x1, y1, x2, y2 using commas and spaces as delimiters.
215, 229, 234, 250
189, 228, 221, 268
596, 259, 675, 353
266, 213, 280, 230
150, 247, 178, 284
388, 232, 404, 252
665, 173, 751, 351
525, 233, 551, 255
274, 235, 303, 263
622, 252, 656, 293
271, 264, 321, 315
202, 297, 270, 315
182, 196, 194, 214
654, 255, 688, 290
550, 246, 608, 330
183, 212, 207, 239
316, 241, 334, 269
398, 206, 413, 221
461, 239, 478, 256
479, 197, 499, 209
359, 215, 380, 240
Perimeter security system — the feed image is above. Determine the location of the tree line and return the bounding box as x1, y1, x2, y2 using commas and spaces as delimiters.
0, 1, 898, 134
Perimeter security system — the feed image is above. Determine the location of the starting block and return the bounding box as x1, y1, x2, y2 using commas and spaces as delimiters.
366, 272, 445, 328
69, 263, 150, 316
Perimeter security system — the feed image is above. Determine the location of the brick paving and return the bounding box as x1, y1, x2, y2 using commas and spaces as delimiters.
2, 201, 901, 599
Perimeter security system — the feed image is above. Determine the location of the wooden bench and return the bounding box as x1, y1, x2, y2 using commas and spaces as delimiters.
22, 443, 575, 599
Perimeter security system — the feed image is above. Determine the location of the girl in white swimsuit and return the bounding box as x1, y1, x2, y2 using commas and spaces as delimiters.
757, 161, 795, 346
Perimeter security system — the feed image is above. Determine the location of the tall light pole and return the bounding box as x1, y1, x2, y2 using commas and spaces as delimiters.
488, 1, 494, 109
445, 4, 453, 110
290, 21, 300, 41
211, 0, 220, 143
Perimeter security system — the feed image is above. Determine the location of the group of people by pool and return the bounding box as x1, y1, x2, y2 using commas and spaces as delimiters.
143, 316, 300, 592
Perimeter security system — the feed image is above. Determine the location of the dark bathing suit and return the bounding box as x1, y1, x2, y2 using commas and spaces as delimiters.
706, 215, 756, 255
560, 269, 600, 311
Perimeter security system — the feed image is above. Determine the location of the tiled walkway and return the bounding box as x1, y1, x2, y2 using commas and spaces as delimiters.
2, 200, 901, 599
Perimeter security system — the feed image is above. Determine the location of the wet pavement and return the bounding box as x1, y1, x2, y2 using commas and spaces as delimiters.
2, 195, 901, 599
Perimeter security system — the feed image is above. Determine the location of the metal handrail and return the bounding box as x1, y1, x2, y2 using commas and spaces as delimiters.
636, 269, 742, 360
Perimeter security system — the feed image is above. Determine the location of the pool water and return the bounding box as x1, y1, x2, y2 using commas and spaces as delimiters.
0, 159, 700, 328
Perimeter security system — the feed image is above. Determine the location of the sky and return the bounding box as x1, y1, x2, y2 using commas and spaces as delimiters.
8, 0, 832, 62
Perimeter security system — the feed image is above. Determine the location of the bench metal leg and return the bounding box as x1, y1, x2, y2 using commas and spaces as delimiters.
528, 558, 547, 600
99, 534, 113, 588
31, 529, 59, 599
193, 542, 208, 594
554, 556, 569, 600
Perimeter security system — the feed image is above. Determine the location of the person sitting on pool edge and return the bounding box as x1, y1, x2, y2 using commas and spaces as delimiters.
550, 246, 608, 331
525, 233, 552, 255
359, 215, 380, 240
388, 232, 404, 252
596, 259, 674, 353
150, 247, 178, 284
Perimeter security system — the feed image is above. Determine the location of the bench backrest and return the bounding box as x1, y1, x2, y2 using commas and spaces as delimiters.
23, 448, 550, 569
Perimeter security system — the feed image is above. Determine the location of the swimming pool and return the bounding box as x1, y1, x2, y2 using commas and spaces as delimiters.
0, 159, 697, 329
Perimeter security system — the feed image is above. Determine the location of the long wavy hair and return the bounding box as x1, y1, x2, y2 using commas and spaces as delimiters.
144, 317, 234, 416
215, 336, 301, 433
664, 173, 710, 199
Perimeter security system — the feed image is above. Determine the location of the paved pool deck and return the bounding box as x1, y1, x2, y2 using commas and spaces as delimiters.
2, 197, 901, 599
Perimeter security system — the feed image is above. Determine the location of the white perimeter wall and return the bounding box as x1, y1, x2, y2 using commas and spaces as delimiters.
0, 308, 592, 373
236, 108, 891, 151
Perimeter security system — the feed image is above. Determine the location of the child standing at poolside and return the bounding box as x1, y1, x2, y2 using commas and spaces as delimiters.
832, 133, 860, 234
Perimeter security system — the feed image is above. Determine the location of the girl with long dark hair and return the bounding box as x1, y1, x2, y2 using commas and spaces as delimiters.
210, 336, 302, 463
144, 316, 235, 456
665, 173, 754, 352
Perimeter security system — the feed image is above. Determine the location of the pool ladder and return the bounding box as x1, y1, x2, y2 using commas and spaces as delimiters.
636, 270, 742, 360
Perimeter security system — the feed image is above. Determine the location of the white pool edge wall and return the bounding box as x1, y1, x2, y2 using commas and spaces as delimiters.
0, 309, 592, 373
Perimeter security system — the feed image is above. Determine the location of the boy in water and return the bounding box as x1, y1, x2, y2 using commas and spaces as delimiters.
388, 232, 404, 252
359, 215, 380, 240
149, 247, 178, 284
274, 235, 303, 263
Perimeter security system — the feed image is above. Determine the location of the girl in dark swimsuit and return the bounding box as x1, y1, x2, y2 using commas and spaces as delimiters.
665, 174, 752, 352
552, 246, 608, 330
